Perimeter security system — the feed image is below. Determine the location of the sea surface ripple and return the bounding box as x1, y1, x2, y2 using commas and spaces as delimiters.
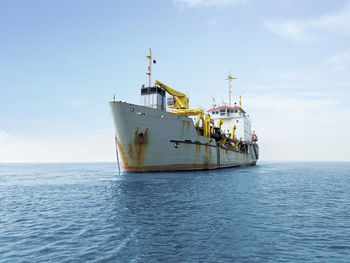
1, 162, 350, 262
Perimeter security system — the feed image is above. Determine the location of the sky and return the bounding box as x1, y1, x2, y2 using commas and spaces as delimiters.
1, 0, 350, 162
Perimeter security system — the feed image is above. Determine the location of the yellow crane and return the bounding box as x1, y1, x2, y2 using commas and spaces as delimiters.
154, 80, 189, 110
155, 80, 216, 137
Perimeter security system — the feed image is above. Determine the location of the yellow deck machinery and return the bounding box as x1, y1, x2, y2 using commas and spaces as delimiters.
154, 80, 245, 152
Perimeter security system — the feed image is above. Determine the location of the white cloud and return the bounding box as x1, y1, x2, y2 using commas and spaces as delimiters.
248, 48, 350, 94
266, 2, 350, 42
0, 130, 11, 138
323, 49, 350, 72
174, 0, 249, 8
266, 19, 315, 42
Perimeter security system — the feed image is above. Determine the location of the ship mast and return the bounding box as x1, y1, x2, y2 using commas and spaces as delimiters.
146, 48, 152, 88
225, 73, 237, 106
146, 48, 154, 106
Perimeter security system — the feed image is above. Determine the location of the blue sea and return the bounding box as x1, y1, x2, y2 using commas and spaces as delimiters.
1, 162, 350, 262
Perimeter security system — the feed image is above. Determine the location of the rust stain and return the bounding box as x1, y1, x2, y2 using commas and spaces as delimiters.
195, 144, 201, 154
181, 120, 191, 137
184, 120, 190, 133
117, 140, 129, 170
193, 143, 201, 164
243, 153, 249, 161
134, 127, 148, 145
181, 120, 185, 137
125, 127, 149, 166
203, 144, 211, 169
127, 144, 134, 160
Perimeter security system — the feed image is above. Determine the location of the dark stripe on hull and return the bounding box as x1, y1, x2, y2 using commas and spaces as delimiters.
124, 162, 257, 173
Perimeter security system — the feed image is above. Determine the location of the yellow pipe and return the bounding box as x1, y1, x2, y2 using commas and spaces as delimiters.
230, 125, 237, 140
205, 114, 211, 137
171, 109, 203, 116
217, 119, 223, 132
230, 125, 237, 147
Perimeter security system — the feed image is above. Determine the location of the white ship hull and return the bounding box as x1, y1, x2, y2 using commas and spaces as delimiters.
110, 101, 258, 172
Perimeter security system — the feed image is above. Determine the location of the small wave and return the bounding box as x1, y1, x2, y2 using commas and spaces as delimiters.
115, 228, 140, 253
328, 245, 350, 250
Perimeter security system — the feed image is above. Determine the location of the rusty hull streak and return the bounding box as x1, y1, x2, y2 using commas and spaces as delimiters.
117, 140, 130, 170
195, 144, 201, 155
203, 143, 213, 169
134, 127, 148, 145
180, 138, 214, 170
181, 121, 185, 137
126, 127, 149, 166
127, 144, 134, 160
243, 153, 249, 161
181, 120, 191, 137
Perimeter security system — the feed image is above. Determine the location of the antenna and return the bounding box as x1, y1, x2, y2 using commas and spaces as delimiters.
225, 72, 237, 106
212, 97, 216, 108
239, 94, 242, 107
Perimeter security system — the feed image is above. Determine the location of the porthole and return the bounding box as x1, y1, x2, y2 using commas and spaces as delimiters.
130, 108, 135, 112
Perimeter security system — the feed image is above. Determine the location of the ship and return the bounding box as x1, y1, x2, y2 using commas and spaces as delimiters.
109, 49, 259, 172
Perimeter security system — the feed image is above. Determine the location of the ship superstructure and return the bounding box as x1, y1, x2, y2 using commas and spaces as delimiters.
110, 49, 259, 172
208, 104, 252, 142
